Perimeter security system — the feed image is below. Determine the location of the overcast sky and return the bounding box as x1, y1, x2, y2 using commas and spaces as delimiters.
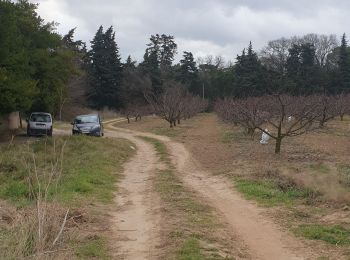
34, 0, 350, 63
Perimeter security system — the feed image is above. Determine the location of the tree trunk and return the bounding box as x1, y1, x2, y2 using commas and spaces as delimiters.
275, 123, 283, 154
340, 114, 344, 121
19, 111, 23, 129
319, 120, 325, 128
275, 137, 282, 154
177, 118, 181, 125
127, 117, 130, 124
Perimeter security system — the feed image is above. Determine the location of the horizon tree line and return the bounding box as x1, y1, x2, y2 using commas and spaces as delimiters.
2, 0, 350, 121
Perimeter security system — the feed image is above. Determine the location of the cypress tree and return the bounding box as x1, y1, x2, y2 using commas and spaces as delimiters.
88, 26, 123, 109
178, 51, 200, 94
338, 33, 350, 92
234, 42, 265, 97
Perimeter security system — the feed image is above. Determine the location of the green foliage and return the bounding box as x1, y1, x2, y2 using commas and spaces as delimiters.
177, 51, 201, 94
337, 34, 350, 92
0, 0, 78, 115
234, 42, 267, 97
294, 224, 350, 245
87, 26, 123, 109
286, 43, 323, 94
139, 34, 178, 93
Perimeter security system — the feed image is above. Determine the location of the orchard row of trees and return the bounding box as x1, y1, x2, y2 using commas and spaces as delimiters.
215, 93, 350, 153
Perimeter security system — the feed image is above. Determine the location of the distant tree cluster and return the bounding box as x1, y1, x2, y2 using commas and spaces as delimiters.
2, 0, 350, 126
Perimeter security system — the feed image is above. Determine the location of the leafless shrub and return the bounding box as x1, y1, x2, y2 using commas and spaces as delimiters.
215, 97, 267, 137
145, 81, 207, 127
121, 104, 154, 123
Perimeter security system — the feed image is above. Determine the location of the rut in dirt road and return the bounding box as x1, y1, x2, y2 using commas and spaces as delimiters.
106, 130, 161, 260
107, 124, 319, 260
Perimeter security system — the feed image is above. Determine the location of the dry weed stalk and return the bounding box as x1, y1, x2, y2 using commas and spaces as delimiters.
19, 137, 70, 257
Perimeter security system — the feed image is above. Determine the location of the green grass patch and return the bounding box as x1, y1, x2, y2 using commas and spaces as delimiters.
178, 237, 204, 260
0, 135, 134, 206
235, 179, 313, 207
294, 224, 350, 245
75, 236, 109, 259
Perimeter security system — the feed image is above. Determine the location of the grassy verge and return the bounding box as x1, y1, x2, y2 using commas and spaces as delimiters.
0, 135, 134, 259
235, 178, 315, 207
294, 224, 350, 245
140, 136, 234, 260
220, 126, 350, 254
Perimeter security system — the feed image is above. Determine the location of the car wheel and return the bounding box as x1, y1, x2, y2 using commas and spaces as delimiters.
27, 128, 31, 137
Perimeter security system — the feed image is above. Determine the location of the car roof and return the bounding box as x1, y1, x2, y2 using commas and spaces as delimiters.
31, 112, 52, 116
75, 114, 99, 118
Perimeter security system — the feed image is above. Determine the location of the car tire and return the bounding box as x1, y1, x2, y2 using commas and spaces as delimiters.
27, 128, 31, 137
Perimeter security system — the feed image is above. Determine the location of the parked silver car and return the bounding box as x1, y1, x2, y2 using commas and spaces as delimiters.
26, 112, 53, 136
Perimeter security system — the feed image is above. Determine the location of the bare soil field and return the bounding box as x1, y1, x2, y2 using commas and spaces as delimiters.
116, 113, 350, 259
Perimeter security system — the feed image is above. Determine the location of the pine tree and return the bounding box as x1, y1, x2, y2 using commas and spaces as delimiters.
286, 43, 323, 94
140, 48, 162, 93
124, 55, 136, 70
178, 51, 200, 94
234, 42, 265, 97
88, 26, 123, 109
62, 28, 85, 52
338, 33, 350, 92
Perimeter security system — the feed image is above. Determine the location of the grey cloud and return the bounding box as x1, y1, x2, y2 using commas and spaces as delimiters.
35, 0, 350, 62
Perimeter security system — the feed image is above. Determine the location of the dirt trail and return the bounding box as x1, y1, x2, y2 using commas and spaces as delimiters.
106, 124, 318, 260
106, 130, 162, 260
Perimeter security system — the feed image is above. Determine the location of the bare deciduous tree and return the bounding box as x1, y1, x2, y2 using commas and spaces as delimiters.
145, 81, 207, 127
314, 94, 338, 127
216, 94, 322, 154
335, 93, 350, 121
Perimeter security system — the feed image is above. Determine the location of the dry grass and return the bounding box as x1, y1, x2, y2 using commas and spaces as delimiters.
118, 113, 350, 258
141, 136, 243, 260
0, 135, 134, 259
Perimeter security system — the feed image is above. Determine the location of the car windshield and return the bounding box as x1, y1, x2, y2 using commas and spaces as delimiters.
75, 115, 99, 124
30, 114, 51, 123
